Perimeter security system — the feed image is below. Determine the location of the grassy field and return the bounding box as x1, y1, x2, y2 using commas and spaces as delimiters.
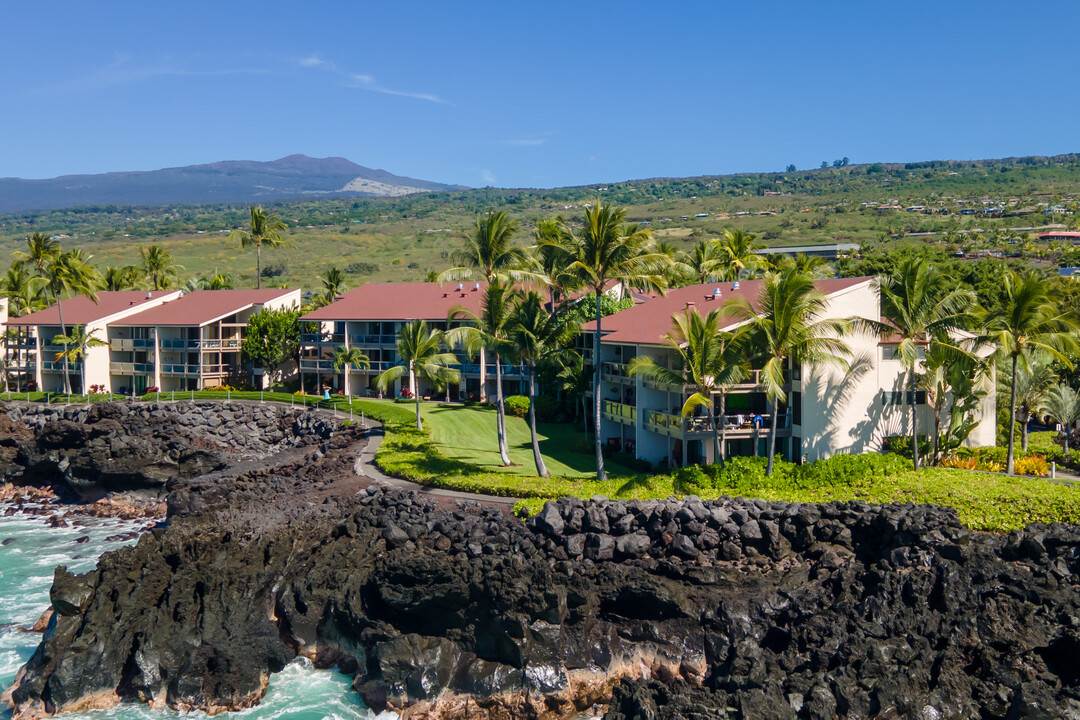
4, 155, 1080, 291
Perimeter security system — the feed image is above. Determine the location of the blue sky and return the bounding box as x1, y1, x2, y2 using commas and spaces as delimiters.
3, 1, 1077, 188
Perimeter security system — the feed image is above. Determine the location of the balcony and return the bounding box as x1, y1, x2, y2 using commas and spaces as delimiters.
459, 362, 525, 378
601, 362, 634, 384
110, 362, 154, 375
348, 333, 397, 347
602, 400, 636, 425
300, 358, 336, 372
160, 364, 205, 377
160, 338, 242, 350
643, 410, 791, 439
111, 338, 156, 351
300, 333, 345, 346
40, 360, 81, 372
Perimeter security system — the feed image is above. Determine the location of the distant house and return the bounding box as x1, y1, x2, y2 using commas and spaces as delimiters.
1038, 232, 1080, 242
694, 213, 709, 219
1059, 267, 1080, 279
752, 243, 860, 260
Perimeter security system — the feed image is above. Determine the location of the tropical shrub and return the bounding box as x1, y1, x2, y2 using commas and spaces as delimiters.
884, 435, 933, 459
504, 395, 531, 418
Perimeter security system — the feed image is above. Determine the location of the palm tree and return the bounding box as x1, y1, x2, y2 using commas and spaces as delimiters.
12, 233, 59, 282
1, 265, 43, 316
375, 320, 460, 430
730, 269, 854, 475
558, 352, 591, 433
1039, 384, 1080, 451
230, 206, 291, 289
447, 282, 517, 466
508, 291, 572, 477
139, 245, 179, 290
531, 216, 579, 308
683, 239, 724, 284
999, 352, 1057, 452
45, 251, 101, 394
438, 209, 539, 285
50, 324, 107, 395
319, 267, 348, 305
333, 346, 370, 397
564, 201, 670, 480
629, 308, 747, 469
100, 265, 142, 291
878, 258, 976, 470
715, 229, 763, 281
981, 271, 1079, 474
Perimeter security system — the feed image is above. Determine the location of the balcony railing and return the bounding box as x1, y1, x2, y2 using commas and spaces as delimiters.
644, 410, 791, 436
602, 400, 636, 424
40, 360, 81, 372
459, 362, 525, 377
348, 334, 397, 346
160, 338, 242, 350
110, 362, 154, 375
110, 338, 156, 351
300, 333, 345, 345
300, 359, 336, 371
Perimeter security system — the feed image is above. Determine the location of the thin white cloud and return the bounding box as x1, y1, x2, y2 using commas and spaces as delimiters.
31, 55, 267, 95
496, 138, 546, 147
480, 169, 496, 184
298, 57, 444, 103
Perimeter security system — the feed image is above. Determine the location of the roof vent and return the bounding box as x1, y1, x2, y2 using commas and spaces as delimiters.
732, 281, 740, 290
712, 287, 721, 298
473, 283, 480, 291
685, 301, 696, 309
456, 283, 464, 291
146, 292, 152, 299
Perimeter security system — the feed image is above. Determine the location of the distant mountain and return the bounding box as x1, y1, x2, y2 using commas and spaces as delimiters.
0, 155, 467, 212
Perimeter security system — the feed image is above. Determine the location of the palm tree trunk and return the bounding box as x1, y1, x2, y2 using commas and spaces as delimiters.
479, 348, 487, 403
495, 353, 511, 466
1007, 353, 1019, 475
909, 368, 919, 471
1022, 413, 1030, 452
712, 393, 726, 469
56, 294, 71, 395
528, 371, 549, 477
765, 399, 779, 476
256, 242, 262, 290
593, 292, 607, 481
411, 366, 422, 431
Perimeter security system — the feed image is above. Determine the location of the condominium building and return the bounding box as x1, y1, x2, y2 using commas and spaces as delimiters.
584, 277, 996, 468
3, 289, 299, 393
299, 282, 526, 399
5, 291, 181, 393
108, 289, 301, 392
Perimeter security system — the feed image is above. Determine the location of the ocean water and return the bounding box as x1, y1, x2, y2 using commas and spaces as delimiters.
0, 508, 384, 720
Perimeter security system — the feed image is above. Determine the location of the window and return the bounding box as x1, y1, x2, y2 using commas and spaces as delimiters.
792, 391, 802, 425
882, 390, 926, 406
883, 346, 925, 361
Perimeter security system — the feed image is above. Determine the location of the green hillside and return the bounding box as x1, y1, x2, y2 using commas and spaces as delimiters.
3, 154, 1080, 289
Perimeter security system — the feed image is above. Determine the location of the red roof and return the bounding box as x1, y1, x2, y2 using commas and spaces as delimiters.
7, 291, 180, 326
1038, 232, 1080, 239
112, 289, 298, 327
582, 277, 872, 345
301, 282, 489, 322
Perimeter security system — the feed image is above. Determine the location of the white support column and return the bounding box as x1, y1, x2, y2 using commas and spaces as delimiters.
33, 332, 43, 390
153, 327, 162, 390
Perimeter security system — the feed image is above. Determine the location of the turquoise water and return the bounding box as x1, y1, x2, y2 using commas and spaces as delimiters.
0, 509, 384, 720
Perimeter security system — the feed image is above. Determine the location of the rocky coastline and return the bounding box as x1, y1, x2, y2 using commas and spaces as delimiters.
3, 402, 1080, 719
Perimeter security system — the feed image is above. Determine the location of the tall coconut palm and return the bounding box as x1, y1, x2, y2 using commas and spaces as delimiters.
508, 291, 573, 477
564, 201, 670, 480
878, 258, 976, 470
318, 267, 348, 305
447, 282, 518, 466
50, 324, 107, 395
1, 265, 43, 316
531, 216, 579, 308
1039, 384, 1080, 451
981, 271, 1079, 474
683, 239, 725, 284
999, 352, 1057, 452
333, 346, 370, 397
100, 265, 142, 291
716, 229, 764, 281
438, 209, 540, 285
139, 245, 179, 290
230, 206, 291, 289
730, 269, 854, 475
375, 320, 460, 430
12, 233, 59, 283
629, 308, 748, 469
45, 251, 101, 394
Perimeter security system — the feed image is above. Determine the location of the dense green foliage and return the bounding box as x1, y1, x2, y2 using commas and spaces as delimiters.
240, 308, 301, 382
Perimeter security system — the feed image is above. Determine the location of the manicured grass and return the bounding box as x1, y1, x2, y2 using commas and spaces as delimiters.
416, 403, 638, 478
